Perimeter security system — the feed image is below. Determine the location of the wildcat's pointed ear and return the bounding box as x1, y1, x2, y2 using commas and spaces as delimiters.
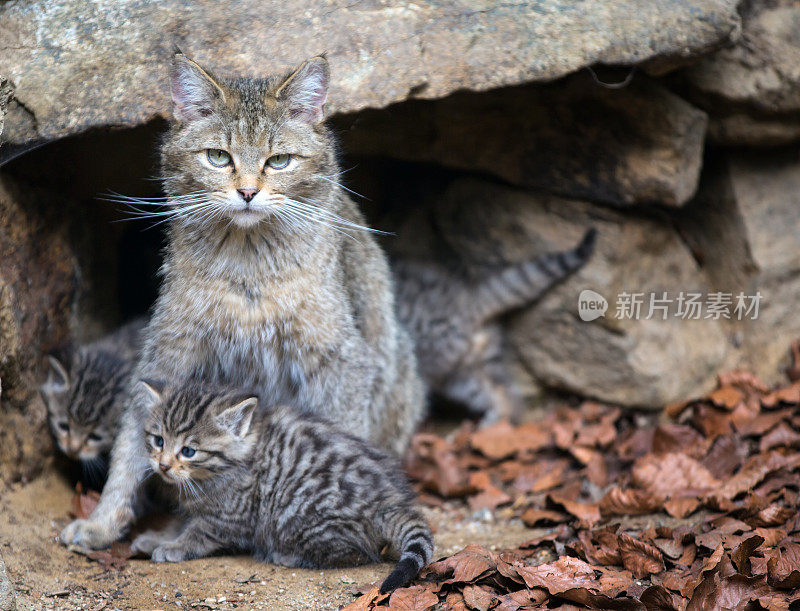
42, 355, 70, 396
217, 397, 258, 438
275, 56, 329, 124
170, 53, 226, 122
137, 379, 165, 408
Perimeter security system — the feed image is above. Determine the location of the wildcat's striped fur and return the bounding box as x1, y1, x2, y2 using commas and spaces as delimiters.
60, 54, 423, 550
41, 318, 144, 479
131, 381, 433, 593
394, 229, 596, 422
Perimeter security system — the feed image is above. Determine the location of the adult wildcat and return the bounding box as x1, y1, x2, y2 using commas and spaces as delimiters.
61, 53, 424, 550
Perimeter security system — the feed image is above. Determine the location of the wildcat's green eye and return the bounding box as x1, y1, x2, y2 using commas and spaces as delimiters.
180, 446, 196, 458
206, 149, 232, 167
266, 154, 291, 170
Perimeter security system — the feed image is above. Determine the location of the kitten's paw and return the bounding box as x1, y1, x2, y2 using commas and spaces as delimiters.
60, 519, 118, 549
131, 533, 164, 556
151, 545, 189, 563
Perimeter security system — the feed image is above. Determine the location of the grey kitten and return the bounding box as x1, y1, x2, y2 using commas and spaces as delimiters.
394, 229, 596, 422
61, 53, 424, 550
41, 318, 144, 474
130, 380, 433, 594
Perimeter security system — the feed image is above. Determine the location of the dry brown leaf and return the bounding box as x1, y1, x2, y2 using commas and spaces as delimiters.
765, 541, 800, 588
632, 453, 719, 497
443, 591, 469, 611
341, 586, 388, 611
469, 421, 548, 460
461, 585, 496, 611
520, 507, 568, 527
421, 545, 496, 583
617, 533, 665, 579
760, 422, 800, 452
600, 488, 663, 517
747, 504, 794, 528
686, 571, 776, 611
718, 370, 770, 394
664, 497, 700, 519
494, 589, 548, 611
514, 556, 597, 594
639, 585, 683, 611
70, 483, 100, 520
387, 584, 438, 610
708, 385, 744, 410
761, 382, 800, 408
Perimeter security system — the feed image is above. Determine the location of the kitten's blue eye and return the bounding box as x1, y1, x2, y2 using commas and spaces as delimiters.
88, 432, 102, 442
181, 446, 196, 458
266, 154, 291, 170
154, 435, 164, 448
206, 149, 232, 167
57, 422, 69, 432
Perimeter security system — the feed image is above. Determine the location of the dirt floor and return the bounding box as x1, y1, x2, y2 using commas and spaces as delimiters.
0, 469, 538, 610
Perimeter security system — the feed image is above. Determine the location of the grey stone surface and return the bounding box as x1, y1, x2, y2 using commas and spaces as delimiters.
0, 0, 739, 145
387, 177, 729, 408
341, 73, 708, 207
0, 551, 15, 611
682, 0, 800, 145
675, 148, 800, 386
0, 77, 11, 141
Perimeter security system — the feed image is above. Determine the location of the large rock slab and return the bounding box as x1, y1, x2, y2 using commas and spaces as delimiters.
0, 0, 739, 146
675, 148, 800, 384
0, 172, 79, 483
387, 177, 729, 408
0, 551, 15, 611
340, 74, 708, 207
681, 0, 800, 145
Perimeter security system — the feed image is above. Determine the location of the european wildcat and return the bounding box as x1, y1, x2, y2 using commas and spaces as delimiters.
61, 53, 424, 549
41, 318, 144, 483
129, 380, 433, 594
393, 229, 596, 423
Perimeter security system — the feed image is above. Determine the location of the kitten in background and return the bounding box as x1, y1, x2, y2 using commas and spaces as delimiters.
131, 380, 433, 594
394, 228, 596, 423
41, 318, 144, 487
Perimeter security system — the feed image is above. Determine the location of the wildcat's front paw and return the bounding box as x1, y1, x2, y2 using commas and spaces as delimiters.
151, 544, 189, 563
60, 519, 118, 549
131, 533, 164, 556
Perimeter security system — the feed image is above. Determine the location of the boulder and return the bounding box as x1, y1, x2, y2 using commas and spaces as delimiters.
0, 551, 14, 611
0, 173, 80, 483
0, 77, 11, 140
340, 73, 708, 207
0, 0, 739, 146
680, 0, 800, 145
387, 177, 729, 408
674, 148, 800, 385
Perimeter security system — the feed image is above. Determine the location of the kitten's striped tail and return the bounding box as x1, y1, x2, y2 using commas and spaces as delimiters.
378, 510, 434, 594
472, 227, 597, 323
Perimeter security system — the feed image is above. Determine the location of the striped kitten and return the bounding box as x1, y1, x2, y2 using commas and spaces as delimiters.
41, 319, 144, 481
394, 228, 596, 423
131, 380, 433, 593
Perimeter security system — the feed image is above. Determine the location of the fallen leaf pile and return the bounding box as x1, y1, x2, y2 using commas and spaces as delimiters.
347, 364, 800, 609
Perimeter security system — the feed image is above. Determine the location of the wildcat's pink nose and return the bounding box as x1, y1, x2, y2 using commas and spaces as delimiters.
237, 188, 259, 203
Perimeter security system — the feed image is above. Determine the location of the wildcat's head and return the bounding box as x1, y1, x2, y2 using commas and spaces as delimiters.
160, 52, 340, 231
41, 349, 126, 461
140, 380, 258, 485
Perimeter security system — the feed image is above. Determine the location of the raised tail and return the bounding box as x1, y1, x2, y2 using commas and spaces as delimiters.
471, 227, 597, 323
378, 510, 434, 594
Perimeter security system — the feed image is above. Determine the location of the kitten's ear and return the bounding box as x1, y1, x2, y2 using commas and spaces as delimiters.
42, 355, 70, 396
216, 397, 258, 439
170, 53, 226, 122
137, 379, 165, 408
275, 56, 329, 124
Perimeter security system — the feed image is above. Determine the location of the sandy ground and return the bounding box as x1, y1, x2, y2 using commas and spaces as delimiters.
0, 470, 539, 610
